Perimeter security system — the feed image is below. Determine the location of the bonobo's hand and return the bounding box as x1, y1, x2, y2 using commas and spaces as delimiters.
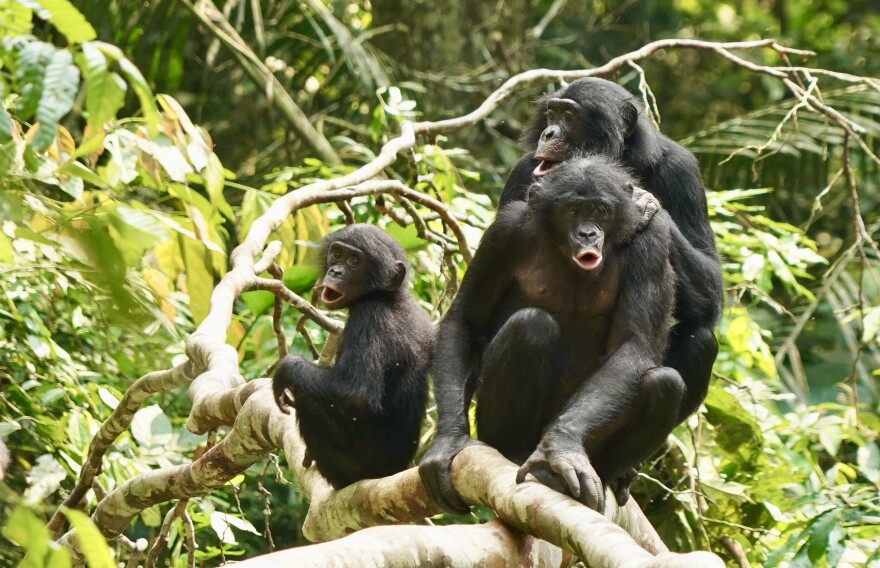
419, 435, 480, 514
630, 185, 660, 232
516, 434, 605, 512
608, 466, 639, 507
272, 355, 306, 413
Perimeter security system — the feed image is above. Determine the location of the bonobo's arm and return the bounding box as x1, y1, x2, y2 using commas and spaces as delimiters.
272, 338, 384, 416
420, 203, 526, 513
516, 213, 676, 511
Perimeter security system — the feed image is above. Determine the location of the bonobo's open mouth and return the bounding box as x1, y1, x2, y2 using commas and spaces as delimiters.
573, 251, 602, 271
533, 160, 561, 178
321, 285, 345, 306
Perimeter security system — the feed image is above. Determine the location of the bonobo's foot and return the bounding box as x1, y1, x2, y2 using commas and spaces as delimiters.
419, 435, 483, 514
516, 434, 605, 512
630, 185, 660, 232
608, 466, 640, 507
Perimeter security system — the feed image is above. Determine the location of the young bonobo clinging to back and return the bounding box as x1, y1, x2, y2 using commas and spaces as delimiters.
273, 224, 433, 489
421, 155, 685, 513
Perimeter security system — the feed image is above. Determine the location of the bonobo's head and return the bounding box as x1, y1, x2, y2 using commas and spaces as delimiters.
524, 78, 647, 178
529, 155, 639, 273
318, 224, 408, 310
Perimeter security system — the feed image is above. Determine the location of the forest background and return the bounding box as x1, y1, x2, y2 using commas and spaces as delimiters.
0, 0, 878, 566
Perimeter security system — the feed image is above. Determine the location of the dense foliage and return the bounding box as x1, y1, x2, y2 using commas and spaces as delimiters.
0, 0, 878, 566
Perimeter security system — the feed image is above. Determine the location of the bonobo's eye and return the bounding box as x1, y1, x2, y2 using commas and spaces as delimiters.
348, 256, 360, 268
330, 249, 342, 261
568, 207, 579, 217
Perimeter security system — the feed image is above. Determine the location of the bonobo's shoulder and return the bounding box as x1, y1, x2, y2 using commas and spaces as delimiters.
488, 201, 530, 239
657, 135, 700, 169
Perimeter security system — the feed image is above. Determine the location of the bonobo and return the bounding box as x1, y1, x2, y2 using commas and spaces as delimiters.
273, 224, 433, 489
501, 77, 722, 431
420, 156, 684, 513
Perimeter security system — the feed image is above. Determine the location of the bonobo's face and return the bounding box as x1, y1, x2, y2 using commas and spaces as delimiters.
532, 78, 639, 179
321, 241, 368, 310
557, 198, 614, 272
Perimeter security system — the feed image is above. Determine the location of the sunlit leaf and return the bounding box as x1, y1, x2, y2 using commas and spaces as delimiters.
63, 509, 115, 568
32, 49, 79, 151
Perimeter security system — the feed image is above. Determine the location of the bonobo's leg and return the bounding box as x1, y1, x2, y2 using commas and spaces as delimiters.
590, 366, 685, 504
664, 323, 718, 422
475, 308, 564, 462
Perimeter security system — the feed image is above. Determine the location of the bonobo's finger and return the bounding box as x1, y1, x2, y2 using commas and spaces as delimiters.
421, 463, 469, 515
580, 470, 603, 512
302, 449, 313, 468
555, 462, 582, 499
515, 461, 533, 484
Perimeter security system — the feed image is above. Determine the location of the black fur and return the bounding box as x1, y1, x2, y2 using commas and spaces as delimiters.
420, 156, 685, 513
501, 77, 722, 421
273, 224, 433, 488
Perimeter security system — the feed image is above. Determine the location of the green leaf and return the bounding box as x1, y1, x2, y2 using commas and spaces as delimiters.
106, 204, 169, 266
283, 265, 319, 294
131, 405, 172, 447
2, 506, 52, 567
59, 160, 108, 189
807, 509, 838, 562
29, 0, 96, 43
182, 238, 213, 324
241, 290, 275, 317
32, 49, 80, 151
63, 509, 115, 568
2, 1, 33, 35
14, 40, 55, 121
78, 42, 126, 140
204, 152, 233, 219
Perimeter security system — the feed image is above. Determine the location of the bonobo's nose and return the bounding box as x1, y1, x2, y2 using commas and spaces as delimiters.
580, 229, 598, 239
541, 125, 560, 141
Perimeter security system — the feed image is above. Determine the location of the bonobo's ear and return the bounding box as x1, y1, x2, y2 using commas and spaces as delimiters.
383, 260, 407, 291
622, 101, 639, 137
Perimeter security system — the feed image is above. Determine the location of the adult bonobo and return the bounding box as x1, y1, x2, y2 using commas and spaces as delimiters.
502, 77, 722, 436
420, 156, 685, 513
274, 224, 433, 489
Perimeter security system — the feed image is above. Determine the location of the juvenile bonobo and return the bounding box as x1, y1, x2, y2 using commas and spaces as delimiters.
500, 78, 722, 426
273, 224, 433, 489
420, 156, 684, 513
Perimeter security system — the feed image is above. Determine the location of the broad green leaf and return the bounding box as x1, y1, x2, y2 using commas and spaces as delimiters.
2, 1, 33, 35
63, 509, 115, 568
283, 265, 319, 294
14, 40, 55, 120
241, 290, 275, 317
0, 228, 13, 264
204, 152, 233, 219
78, 42, 126, 141
59, 160, 108, 188
131, 405, 173, 447
29, 0, 96, 43
182, 238, 213, 324
0, 79, 12, 140
32, 48, 80, 151
807, 509, 838, 562
2, 506, 49, 562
